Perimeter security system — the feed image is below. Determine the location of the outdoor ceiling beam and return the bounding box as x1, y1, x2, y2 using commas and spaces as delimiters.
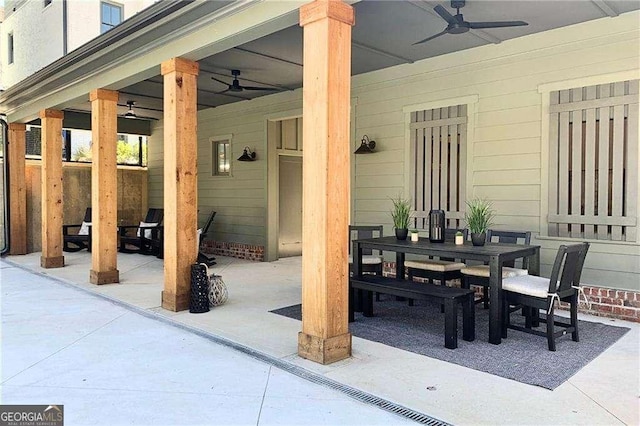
161, 57, 199, 312
352, 41, 414, 64
89, 89, 120, 285
39, 109, 65, 269
8, 123, 27, 255
298, 0, 354, 365
591, 0, 619, 17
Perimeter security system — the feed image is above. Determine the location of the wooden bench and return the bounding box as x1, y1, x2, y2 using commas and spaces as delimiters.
349, 275, 475, 349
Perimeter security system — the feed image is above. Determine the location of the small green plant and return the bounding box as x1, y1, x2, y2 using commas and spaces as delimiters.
455, 231, 463, 237
410, 229, 419, 234
464, 198, 495, 234
390, 194, 412, 230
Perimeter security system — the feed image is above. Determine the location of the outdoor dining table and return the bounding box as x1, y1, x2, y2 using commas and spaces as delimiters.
352, 236, 541, 345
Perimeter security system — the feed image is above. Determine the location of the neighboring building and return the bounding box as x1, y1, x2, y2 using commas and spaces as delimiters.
1, 0, 155, 88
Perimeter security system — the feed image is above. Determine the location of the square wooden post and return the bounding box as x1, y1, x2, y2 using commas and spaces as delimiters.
89, 89, 120, 284
39, 109, 65, 268
298, 0, 354, 364
160, 57, 199, 312
8, 123, 27, 255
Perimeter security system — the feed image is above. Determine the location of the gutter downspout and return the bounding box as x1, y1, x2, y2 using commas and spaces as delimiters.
1, 118, 10, 256
62, 0, 68, 55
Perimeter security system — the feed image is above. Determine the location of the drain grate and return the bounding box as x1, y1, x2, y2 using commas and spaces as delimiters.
5, 260, 451, 426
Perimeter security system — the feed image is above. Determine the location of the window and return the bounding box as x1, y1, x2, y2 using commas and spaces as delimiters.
101, 2, 122, 33
547, 79, 639, 242
7, 32, 14, 65
212, 138, 231, 176
409, 105, 468, 230
24, 126, 147, 166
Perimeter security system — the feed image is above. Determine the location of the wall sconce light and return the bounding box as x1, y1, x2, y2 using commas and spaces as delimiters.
354, 135, 376, 154
237, 146, 256, 161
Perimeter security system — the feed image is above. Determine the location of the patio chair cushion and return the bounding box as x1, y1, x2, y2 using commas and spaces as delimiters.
405, 259, 466, 272
348, 255, 383, 265
136, 221, 159, 239
502, 274, 550, 298
461, 265, 528, 278
78, 221, 92, 236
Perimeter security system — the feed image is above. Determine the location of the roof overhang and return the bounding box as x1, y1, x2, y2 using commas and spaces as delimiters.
1, 0, 308, 123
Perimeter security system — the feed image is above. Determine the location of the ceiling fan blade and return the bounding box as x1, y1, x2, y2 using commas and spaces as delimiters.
413, 29, 449, 45
211, 76, 230, 85
468, 20, 528, 29
214, 89, 231, 95
434, 4, 457, 25
241, 86, 281, 92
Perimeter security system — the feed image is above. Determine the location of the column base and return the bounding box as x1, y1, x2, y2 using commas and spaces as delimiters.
41, 255, 64, 268
298, 331, 351, 365
161, 290, 189, 312
90, 269, 119, 285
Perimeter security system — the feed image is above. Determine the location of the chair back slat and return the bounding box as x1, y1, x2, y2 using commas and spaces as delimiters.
548, 243, 590, 295
145, 208, 164, 224
349, 225, 383, 256
202, 211, 217, 234
487, 230, 531, 267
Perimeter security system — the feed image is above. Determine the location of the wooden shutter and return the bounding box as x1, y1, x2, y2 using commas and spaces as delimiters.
548, 80, 639, 242
410, 105, 467, 230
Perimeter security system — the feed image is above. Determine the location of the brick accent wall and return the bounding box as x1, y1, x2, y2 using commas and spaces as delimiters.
382, 262, 640, 323
201, 240, 264, 262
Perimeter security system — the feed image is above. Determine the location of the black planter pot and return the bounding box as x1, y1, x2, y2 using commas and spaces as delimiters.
471, 232, 487, 246
395, 228, 408, 240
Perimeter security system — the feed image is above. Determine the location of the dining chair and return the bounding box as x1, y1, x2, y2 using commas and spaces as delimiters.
349, 225, 384, 276
501, 242, 590, 351
405, 228, 468, 285
461, 230, 531, 308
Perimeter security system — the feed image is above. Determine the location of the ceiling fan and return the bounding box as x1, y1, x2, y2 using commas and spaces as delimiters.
211, 70, 280, 95
414, 0, 528, 45
120, 100, 157, 121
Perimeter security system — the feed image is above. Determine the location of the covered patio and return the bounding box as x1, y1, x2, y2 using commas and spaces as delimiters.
4, 252, 639, 425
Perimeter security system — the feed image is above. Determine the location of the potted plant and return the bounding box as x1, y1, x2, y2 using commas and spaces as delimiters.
390, 195, 412, 240
410, 229, 419, 242
464, 198, 495, 246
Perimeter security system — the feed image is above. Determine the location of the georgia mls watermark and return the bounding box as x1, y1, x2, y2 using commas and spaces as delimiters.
0, 405, 63, 426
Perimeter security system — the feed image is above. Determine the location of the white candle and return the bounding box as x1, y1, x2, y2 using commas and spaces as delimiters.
411, 232, 419, 242
455, 235, 464, 245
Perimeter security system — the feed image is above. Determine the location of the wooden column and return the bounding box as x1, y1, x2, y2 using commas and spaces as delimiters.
8, 123, 27, 255
89, 89, 119, 284
39, 109, 65, 268
160, 57, 199, 311
298, 0, 354, 364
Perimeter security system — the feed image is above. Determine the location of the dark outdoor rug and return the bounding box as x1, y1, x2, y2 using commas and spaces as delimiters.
270, 296, 629, 390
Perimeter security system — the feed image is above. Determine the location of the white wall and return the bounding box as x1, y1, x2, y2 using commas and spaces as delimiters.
1, 0, 155, 88
148, 11, 640, 290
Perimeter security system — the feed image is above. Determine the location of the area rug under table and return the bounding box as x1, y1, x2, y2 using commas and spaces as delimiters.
270, 296, 629, 390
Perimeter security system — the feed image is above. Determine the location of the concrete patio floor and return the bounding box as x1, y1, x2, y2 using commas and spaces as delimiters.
4, 251, 640, 425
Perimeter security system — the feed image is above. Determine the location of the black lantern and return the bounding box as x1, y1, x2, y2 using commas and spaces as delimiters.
429, 209, 445, 243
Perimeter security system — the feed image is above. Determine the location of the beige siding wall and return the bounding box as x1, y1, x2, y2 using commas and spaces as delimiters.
147, 92, 303, 247
148, 11, 640, 290
351, 11, 640, 291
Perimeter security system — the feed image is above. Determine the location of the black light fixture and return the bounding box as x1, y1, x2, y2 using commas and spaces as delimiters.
354, 135, 376, 154
237, 146, 256, 162
124, 100, 137, 119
